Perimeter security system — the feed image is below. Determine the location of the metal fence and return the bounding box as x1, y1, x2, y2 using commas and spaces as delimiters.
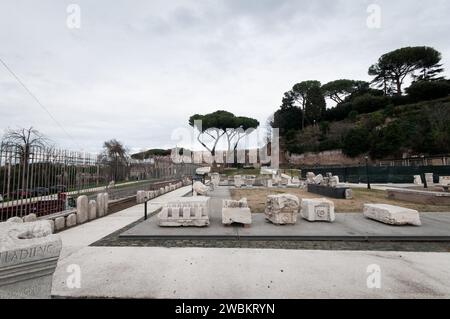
0, 142, 198, 221
299, 165, 450, 184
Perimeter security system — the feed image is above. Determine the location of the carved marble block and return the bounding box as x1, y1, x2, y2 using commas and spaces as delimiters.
280, 174, 290, 186
439, 176, 450, 187
244, 175, 256, 187
413, 175, 423, 185
158, 197, 210, 227
222, 198, 252, 225
300, 198, 335, 222
306, 172, 316, 184
193, 181, 209, 196
329, 176, 339, 187
363, 204, 421, 226
234, 175, 244, 188
312, 174, 324, 185
0, 220, 62, 299
211, 173, 220, 188
265, 194, 300, 225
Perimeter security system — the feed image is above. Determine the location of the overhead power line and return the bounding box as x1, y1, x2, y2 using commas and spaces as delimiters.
0, 56, 81, 149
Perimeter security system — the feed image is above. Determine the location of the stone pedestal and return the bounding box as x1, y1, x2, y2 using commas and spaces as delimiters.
96, 193, 108, 217
300, 198, 335, 222
158, 197, 210, 227
222, 199, 251, 225
76, 195, 89, 224
363, 204, 421, 226
265, 194, 299, 225
66, 213, 77, 228
89, 200, 97, 220
0, 220, 62, 299
54, 217, 65, 231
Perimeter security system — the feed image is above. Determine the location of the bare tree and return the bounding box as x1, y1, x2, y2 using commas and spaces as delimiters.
2, 127, 48, 190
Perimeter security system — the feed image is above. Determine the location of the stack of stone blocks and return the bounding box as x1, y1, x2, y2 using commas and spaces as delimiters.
265, 194, 300, 225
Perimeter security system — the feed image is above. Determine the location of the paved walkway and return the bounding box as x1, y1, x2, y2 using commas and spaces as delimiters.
52, 247, 450, 298
56, 186, 192, 259
51, 185, 450, 299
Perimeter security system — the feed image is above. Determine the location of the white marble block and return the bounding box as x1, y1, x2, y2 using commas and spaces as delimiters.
244, 175, 256, 187
222, 198, 251, 225
89, 200, 97, 220
136, 190, 147, 204
329, 176, 339, 187
234, 175, 244, 188
76, 195, 89, 224
265, 194, 299, 225
158, 197, 210, 227
280, 174, 290, 186
0, 220, 62, 298
425, 173, 434, 185
196, 166, 211, 175
414, 175, 423, 185
7, 217, 23, 223
103, 193, 109, 214
66, 213, 77, 228
300, 198, 335, 222
313, 174, 324, 185
54, 217, 65, 231
23, 214, 37, 223
306, 172, 316, 184
193, 181, 208, 196
363, 204, 421, 226
211, 173, 220, 188
439, 176, 450, 187
95, 192, 109, 217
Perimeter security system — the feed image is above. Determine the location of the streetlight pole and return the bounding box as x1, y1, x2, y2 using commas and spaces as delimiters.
421, 155, 428, 189
365, 156, 371, 190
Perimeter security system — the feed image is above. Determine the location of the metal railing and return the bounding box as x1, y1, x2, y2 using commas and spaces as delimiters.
0, 142, 198, 221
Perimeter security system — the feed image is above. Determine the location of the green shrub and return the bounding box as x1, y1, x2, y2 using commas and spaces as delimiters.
406, 80, 450, 101
342, 127, 370, 157
351, 94, 392, 114
318, 139, 342, 152
348, 110, 358, 121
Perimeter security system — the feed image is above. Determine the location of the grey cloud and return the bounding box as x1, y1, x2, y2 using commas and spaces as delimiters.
0, 0, 449, 153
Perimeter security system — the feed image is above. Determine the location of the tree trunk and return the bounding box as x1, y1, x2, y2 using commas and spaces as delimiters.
396, 77, 402, 96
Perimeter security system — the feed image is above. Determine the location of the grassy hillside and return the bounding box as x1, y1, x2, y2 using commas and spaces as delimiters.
284, 97, 450, 159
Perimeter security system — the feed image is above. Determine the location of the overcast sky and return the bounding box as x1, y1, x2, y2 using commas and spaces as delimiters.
1, 0, 449, 153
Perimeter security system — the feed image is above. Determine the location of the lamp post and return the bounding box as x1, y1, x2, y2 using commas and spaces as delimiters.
365, 156, 371, 190
421, 155, 428, 189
